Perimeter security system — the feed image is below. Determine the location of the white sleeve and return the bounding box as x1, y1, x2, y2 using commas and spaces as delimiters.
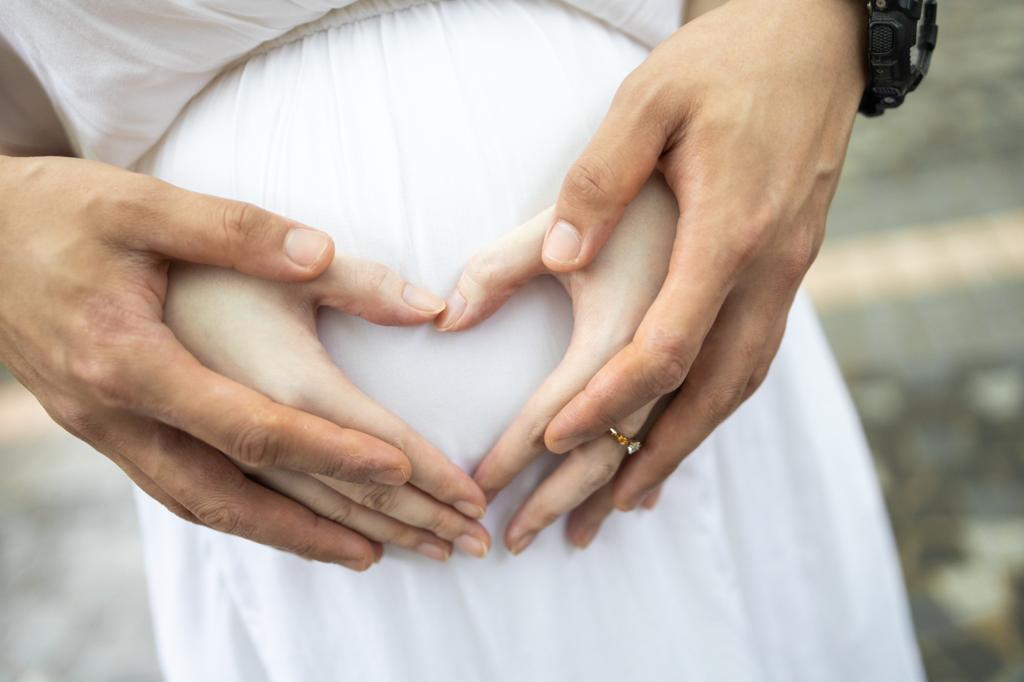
0, 32, 71, 156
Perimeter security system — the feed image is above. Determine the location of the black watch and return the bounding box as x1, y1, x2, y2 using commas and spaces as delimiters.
858, 0, 939, 116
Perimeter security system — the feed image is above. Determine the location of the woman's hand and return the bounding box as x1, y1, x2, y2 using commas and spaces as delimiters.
0, 155, 447, 570
165, 260, 491, 562
435, 176, 677, 554
534, 0, 867, 511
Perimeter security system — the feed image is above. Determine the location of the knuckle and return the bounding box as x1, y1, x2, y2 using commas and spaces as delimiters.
358, 484, 400, 514
85, 174, 162, 237
638, 333, 693, 395
424, 474, 463, 508
67, 354, 129, 410
162, 500, 199, 525
563, 156, 618, 207
359, 262, 394, 296
582, 458, 621, 490
345, 262, 396, 316
230, 412, 282, 468
323, 498, 354, 527
780, 232, 820, 283
220, 201, 263, 244
524, 419, 548, 451
192, 499, 247, 536
748, 365, 770, 394
462, 251, 502, 295
697, 381, 747, 425
54, 404, 107, 444
425, 510, 463, 539
288, 535, 322, 562
733, 211, 780, 269
66, 296, 166, 409
733, 227, 768, 269
618, 70, 670, 119
392, 527, 426, 549
744, 362, 773, 401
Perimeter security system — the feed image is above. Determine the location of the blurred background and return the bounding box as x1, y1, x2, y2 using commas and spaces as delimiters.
1, 0, 1021, 679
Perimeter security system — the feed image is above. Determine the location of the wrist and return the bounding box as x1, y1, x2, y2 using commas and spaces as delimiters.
740, 0, 867, 93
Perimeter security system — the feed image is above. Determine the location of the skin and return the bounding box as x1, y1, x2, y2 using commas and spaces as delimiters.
164, 262, 492, 561
2, 0, 868, 560
436, 177, 678, 553
0, 155, 485, 570
494, 0, 867, 537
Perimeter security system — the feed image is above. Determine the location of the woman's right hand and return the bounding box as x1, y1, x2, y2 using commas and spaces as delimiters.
0, 154, 481, 570
435, 175, 678, 554
165, 261, 492, 563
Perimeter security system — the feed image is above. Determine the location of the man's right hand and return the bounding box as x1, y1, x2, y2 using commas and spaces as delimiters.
0, 155, 430, 570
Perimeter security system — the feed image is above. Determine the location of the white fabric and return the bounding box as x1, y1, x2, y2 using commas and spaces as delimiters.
129, 1, 923, 680
0, 0, 679, 166
6, 0, 923, 679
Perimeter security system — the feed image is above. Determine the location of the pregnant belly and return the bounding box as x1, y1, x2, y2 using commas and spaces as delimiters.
138, 0, 650, 481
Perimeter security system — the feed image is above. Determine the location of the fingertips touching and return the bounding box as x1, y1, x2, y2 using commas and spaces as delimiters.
435, 207, 551, 332
312, 255, 445, 326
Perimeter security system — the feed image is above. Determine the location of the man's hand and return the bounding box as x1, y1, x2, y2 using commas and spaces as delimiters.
0, 155, 432, 570
537, 0, 867, 510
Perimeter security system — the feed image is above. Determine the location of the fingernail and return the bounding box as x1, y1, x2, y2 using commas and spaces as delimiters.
454, 534, 489, 559
435, 290, 467, 331
284, 226, 331, 268
617, 490, 647, 512
509, 531, 537, 556
371, 468, 409, 486
454, 500, 486, 520
542, 220, 582, 264
416, 543, 450, 563
573, 524, 599, 549
402, 283, 446, 314
342, 556, 374, 572
642, 489, 661, 510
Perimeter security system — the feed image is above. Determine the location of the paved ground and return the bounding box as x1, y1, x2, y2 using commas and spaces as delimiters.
1, 0, 1022, 679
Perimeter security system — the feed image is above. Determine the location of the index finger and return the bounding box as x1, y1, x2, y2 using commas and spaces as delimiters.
105, 171, 335, 281
543, 240, 733, 453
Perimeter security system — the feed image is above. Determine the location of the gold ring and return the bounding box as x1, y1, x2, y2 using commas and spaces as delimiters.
608, 427, 642, 455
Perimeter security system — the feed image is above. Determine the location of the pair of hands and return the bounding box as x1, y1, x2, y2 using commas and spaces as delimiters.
0, 0, 865, 568
164, 174, 677, 564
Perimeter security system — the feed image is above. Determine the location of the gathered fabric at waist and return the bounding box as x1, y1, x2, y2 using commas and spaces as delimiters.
1, 0, 681, 167
245, 0, 682, 65
244, 0, 443, 62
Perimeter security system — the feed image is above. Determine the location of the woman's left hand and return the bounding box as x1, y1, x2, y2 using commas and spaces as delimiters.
165, 258, 493, 565
435, 176, 678, 554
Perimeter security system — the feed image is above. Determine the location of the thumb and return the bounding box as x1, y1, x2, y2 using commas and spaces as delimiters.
434, 207, 552, 332
309, 254, 446, 326
128, 177, 335, 281
543, 80, 666, 273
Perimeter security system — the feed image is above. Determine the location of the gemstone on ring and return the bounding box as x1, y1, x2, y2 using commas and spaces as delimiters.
608, 427, 642, 455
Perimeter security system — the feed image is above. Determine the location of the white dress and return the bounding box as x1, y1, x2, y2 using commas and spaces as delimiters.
1, 1, 924, 680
